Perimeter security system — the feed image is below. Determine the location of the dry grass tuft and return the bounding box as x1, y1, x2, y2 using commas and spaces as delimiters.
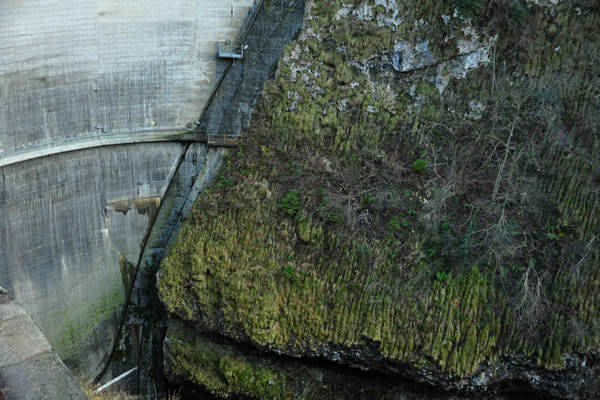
82, 382, 181, 400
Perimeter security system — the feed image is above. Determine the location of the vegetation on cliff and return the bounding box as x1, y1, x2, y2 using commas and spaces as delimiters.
164, 319, 491, 400
158, 0, 599, 395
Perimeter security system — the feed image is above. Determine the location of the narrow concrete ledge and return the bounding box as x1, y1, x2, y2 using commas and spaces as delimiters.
0, 287, 88, 400
0, 129, 242, 168
0, 129, 183, 168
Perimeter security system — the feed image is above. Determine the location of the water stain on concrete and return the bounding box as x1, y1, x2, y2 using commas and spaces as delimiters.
105, 197, 161, 216
119, 254, 136, 297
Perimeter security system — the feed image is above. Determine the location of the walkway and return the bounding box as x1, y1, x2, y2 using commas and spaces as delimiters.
0, 129, 239, 168
0, 287, 88, 400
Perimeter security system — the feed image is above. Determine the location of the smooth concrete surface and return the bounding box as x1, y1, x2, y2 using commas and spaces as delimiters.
0, 0, 254, 153
0, 143, 186, 380
0, 287, 88, 400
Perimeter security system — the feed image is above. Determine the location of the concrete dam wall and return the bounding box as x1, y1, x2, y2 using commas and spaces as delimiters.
0, 0, 254, 381
1, 0, 254, 150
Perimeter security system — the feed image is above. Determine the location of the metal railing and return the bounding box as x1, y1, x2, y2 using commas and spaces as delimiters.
237, 0, 264, 43
217, 42, 245, 59
217, 0, 264, 59
182, 129, 241, 147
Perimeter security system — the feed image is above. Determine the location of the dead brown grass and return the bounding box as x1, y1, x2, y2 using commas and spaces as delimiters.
82, 382, 181, 400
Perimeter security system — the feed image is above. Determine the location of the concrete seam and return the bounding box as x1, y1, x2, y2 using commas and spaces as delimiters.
0, 129, 184, 167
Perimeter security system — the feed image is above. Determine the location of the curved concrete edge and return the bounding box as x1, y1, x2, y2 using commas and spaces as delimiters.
0, 287, 88, 400
0, 129, 184, 168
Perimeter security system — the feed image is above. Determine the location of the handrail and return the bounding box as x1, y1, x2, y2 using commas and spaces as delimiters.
219, 43, 244, 52
200, 0, 266, 134
238, 0, 264, 44
218, 42, 245, 59
217, 0, 264, 58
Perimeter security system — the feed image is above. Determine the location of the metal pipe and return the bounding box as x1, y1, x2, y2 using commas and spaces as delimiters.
95, 367, 139, 393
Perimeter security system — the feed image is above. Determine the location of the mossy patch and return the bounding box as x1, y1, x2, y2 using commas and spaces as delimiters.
167, 321, 287, 399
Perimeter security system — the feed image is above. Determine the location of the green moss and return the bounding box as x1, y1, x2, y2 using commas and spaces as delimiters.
55, 287, 124, 374
416, 84, 437, 99
167, 322, 287, 399
335, 64, 354, 84
295, 214, 324, 245
410, 159, 428, 173
159, 0, 600, 384
160, 180, 522, 377
169, 318, 488, 399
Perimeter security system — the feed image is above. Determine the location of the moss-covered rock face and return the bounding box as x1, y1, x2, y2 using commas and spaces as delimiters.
165, 317, 538, 400
166, 320, 288, 399
159, 0, 600, 398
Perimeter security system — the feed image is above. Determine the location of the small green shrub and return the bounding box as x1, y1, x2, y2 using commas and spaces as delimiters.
546, 232, 558, 240
281, 190, 301, 215
453, 0, 487, 17
326, 213, 343, 224
388, 216, 410, 230
417, 83, 438, 98
388, 216, 402, 231
317, 194, 343, 224
454, 0, 529, 30
361, 194, 376, 206
283, 264, 299, 285
411, 159, 428, 172
435, 271, 449, 282
216, 175, 235, 188
440, 221, 451, 232
506, 0, 529, 30
512, 264, 524, 273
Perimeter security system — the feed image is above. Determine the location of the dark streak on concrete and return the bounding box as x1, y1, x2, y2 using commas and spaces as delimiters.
105, 197, 161, 216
